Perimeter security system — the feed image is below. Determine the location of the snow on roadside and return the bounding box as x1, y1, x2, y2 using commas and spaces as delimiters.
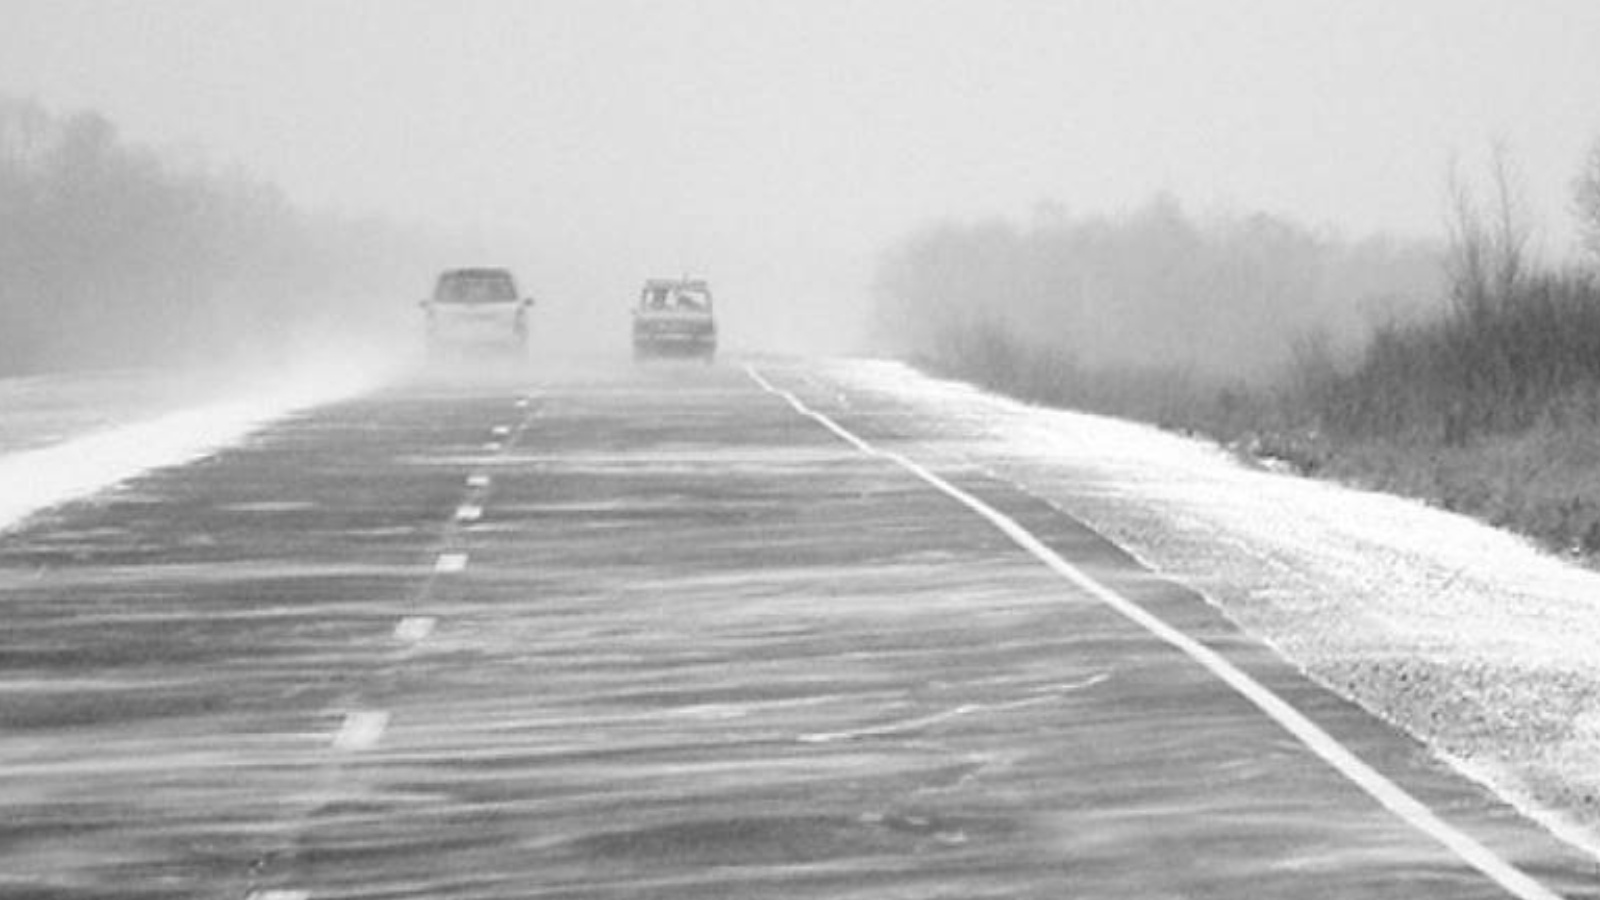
0, 356, 391, 533
829, 359, 1600, 861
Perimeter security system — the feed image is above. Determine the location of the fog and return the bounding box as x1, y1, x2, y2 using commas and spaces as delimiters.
3, 1, 1600, 369
0, 98, 460, 374
876, 199, 1447, 381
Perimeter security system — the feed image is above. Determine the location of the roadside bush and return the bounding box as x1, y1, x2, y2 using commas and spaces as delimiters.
1313, 272, 1600, 444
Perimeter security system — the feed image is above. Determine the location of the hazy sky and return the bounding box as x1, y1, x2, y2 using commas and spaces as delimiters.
3, 0, 1599, 348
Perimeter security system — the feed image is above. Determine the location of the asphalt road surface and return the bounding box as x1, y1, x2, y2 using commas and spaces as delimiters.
0, 359, 1595, 899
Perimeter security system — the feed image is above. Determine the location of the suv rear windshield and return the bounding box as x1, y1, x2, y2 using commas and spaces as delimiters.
435, 271, 517, 304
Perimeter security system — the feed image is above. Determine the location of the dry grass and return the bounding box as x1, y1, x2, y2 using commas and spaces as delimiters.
1327, 397, 1600, 555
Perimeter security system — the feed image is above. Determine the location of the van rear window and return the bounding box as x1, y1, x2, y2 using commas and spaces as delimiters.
435, 272, 517, 303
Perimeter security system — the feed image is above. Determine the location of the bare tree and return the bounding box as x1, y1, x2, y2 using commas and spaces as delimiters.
1444, 142, 1531, 316
1575, 137, 1600, 264
0, 97, 50, 169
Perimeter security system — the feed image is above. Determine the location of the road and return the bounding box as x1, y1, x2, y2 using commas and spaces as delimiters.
0, 358, 1594, 899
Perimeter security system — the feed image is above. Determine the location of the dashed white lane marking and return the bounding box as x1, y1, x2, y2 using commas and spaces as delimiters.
434, 552, 469, 574
246, 890, 310, 900
394, 616, 436, 643
466, 473, 490, 489
491, 424, 512, 437
484, 441, 503, 452
455, 503, 483, 523
332, 711, 389, 752
745, 365, 1563, 900
515, 397, 531, 409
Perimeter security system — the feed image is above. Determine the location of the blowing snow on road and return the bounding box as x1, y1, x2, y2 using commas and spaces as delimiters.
7, 5, 1600, 895
0, 358, 1596, 899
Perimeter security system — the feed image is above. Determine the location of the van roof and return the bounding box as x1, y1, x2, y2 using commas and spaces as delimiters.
442, 268, 514, 279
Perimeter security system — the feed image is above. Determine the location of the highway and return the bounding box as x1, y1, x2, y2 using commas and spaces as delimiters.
0, 359, 1594, 899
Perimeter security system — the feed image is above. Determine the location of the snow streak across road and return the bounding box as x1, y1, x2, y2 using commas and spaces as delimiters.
0, 359, 1593, 899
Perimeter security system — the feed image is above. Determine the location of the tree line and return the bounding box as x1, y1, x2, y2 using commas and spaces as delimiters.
874, 194, 1444, 386
0, 97, 440, 374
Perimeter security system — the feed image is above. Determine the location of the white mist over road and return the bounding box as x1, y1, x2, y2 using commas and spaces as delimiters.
8, 2, 1600, 355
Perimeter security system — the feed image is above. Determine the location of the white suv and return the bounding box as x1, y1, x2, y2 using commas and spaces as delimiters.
421, 268, 534, 353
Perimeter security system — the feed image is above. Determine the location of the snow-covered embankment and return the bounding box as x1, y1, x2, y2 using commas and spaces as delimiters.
0, 359, 390, 533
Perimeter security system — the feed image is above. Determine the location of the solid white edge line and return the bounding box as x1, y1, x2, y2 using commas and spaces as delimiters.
744, 364, 1562, 900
